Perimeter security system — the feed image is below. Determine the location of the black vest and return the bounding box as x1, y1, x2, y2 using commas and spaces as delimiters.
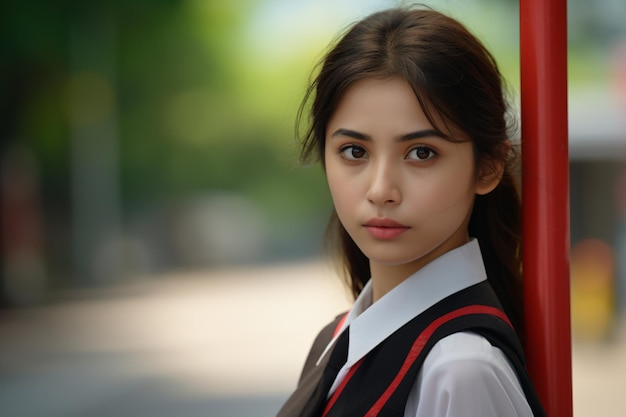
276, 281, 547, 417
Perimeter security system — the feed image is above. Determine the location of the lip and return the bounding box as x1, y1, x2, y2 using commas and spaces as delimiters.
363, 218, 409, 240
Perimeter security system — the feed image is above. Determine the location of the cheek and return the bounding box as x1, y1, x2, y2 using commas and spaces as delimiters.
326, 167, 352, 208
409, 166, 476, 214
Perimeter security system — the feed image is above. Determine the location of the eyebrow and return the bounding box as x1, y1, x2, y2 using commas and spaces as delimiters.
330, 128, 445, 142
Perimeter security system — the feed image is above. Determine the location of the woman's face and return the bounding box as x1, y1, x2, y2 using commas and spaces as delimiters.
324, 77, 494, 281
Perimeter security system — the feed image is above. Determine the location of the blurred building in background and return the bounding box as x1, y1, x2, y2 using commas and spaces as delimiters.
569, 29, 626, 340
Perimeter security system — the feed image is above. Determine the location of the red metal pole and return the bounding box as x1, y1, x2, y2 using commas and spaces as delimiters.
520, 0, 572, 416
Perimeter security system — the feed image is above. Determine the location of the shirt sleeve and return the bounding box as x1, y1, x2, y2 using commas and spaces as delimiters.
405, 332, 533, 417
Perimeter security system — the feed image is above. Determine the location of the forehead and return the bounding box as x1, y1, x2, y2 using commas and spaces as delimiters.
333, 77, 421, 115
327, 77, 432, 133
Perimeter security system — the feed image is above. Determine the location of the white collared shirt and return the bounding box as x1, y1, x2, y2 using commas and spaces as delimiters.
318, 240, 533, 417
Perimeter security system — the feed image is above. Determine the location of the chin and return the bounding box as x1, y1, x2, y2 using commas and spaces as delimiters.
365, 252, 427, 267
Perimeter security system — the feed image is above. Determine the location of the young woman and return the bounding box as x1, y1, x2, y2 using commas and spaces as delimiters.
277, 7, 546, 417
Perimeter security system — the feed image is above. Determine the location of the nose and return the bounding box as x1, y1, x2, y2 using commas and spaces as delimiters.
366, 160, 401, 207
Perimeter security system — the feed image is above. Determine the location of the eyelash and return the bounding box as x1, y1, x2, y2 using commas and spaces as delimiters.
338, 144, 438, 161
338, 144, 367, 160
407, 145, 437, 161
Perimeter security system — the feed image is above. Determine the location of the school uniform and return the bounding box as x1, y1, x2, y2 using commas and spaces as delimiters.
276, 239, 546, 417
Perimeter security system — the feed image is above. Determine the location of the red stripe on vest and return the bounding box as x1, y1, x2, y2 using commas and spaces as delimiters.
320, 313, 357, 417
321, 358, 364, 417
363, 305, 511, 416
333, 313, 349, 338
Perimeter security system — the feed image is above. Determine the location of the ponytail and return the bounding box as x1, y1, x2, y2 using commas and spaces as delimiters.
470, 168, 524, 341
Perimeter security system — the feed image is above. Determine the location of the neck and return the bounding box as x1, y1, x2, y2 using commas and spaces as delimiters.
369, 263, 418, 302
369, 235, 471, 302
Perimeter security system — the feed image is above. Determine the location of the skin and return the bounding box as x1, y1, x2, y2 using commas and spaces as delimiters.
324, 77, 500, 301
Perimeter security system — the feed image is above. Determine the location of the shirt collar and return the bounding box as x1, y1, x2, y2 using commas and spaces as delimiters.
317, 239, 487, 366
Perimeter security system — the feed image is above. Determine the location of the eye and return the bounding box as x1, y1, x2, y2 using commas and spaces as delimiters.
407, 146, 436, 161
339, 145, 368, 160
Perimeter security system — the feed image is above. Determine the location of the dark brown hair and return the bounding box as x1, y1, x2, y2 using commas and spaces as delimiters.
297, 7, 523, 337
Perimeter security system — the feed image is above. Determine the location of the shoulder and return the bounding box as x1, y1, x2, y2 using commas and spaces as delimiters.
406, 332, 533, 417
423, 331, 518, 377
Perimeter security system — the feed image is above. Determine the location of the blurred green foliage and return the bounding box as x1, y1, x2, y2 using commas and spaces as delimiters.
5, 0, 327, 206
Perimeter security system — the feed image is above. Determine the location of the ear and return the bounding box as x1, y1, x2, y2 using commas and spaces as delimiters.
475, 141, 510, 195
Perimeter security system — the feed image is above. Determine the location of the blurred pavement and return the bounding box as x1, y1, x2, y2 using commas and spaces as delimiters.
0, 261, 624, 417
